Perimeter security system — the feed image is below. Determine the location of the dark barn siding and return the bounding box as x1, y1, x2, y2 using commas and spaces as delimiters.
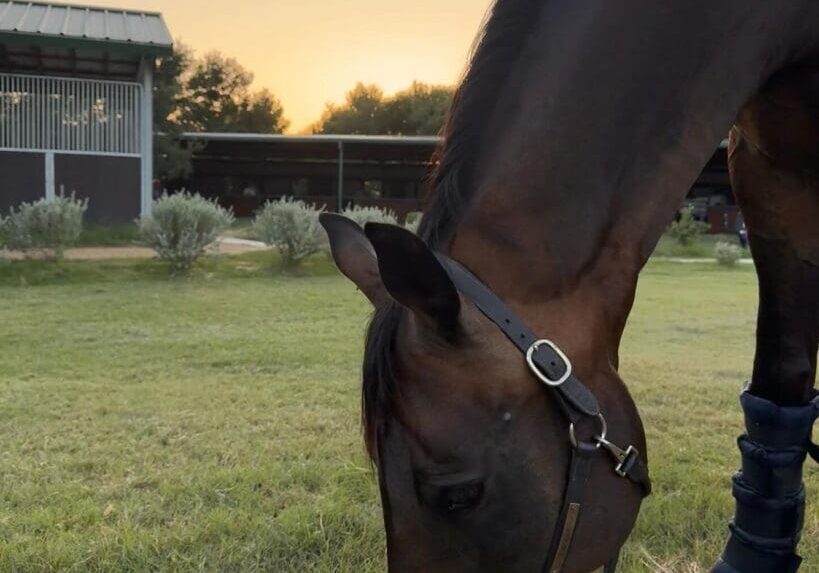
0, 151, 45, 212
55, 154, 140, 223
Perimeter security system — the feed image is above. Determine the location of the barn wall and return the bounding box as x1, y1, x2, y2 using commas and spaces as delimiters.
0, 150, 45, 212
55, 154, 141, 223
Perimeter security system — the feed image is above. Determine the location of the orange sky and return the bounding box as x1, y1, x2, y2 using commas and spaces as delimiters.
100, 0, 494, 132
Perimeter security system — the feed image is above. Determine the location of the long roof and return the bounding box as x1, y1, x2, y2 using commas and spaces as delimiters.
182, 132, 729, 149
181, 133, 443, 147
0, 1, 172, 55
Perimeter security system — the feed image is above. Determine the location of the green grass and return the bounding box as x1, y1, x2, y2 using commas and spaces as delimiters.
77, 224, 142, 247
222, 218, 257, 241
0, 258, 816, 572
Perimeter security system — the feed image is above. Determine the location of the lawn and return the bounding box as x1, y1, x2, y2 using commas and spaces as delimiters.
0, 255, 815, 572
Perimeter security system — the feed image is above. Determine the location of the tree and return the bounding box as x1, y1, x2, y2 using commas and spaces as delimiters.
314, 83, 386, 134
313, 81, 453, 136
153, 43, 196, 183
179, 51, 254, 132
235, 89, 289, 134
384, 82, 454, 135
176, 51, 288, 134
152, 46, 290, 185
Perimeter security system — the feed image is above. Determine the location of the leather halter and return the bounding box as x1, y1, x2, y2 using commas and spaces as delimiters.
435, 254, 651, 573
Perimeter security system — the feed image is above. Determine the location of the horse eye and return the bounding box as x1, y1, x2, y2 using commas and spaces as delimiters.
437, 481, 484, 513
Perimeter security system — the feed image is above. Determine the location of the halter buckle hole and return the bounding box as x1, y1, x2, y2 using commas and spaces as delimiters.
525, 339, 572, 387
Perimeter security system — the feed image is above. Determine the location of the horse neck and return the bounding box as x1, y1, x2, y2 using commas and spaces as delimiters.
443, 0, 815, 347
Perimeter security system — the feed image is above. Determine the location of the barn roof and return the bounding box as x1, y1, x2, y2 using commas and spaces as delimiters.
182, 133, 442, 165
181, 133, 443, 147
0, 1, 172, 56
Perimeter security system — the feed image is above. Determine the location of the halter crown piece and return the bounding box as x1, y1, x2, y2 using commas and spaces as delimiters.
434, 254, 651, 573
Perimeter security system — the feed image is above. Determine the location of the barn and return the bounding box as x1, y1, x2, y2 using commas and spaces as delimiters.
0, 1, 172, 222
183, 132, 737, 232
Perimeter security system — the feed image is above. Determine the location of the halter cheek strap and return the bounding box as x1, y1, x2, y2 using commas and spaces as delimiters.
434, 254, 651, 573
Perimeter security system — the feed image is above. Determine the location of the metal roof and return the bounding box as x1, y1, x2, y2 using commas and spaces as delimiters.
184, 132, 729, 151
181, 133, 443, 146
0, 1, 172, 56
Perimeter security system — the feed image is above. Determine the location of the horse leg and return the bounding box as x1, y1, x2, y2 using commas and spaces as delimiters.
713, 71, 819, 573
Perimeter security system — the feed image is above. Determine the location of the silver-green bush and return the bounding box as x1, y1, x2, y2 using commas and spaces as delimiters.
668, 206, 708, 246
342, 205, 398, 227
403, 211, 423, 234
252, 197, 325, 269
1, 193, 88, 259
138, 191, 234, 273
714, 241, 742, 266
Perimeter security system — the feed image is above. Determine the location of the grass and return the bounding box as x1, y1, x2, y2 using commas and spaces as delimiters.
221, 218, 257, 241
0, 257, 816, 572
77, 224, 142, 247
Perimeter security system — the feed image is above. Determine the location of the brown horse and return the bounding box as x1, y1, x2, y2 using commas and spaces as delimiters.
321, 1, 819, 571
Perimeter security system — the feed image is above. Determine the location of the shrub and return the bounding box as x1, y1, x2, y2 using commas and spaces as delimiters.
403, 211, 423, 234
668, 206, 708, 246
252, 197, 325, 269
714, 241, 742, 266
1, 193, 88, 259
342, 205, 397, 227
138, 191, 234, 273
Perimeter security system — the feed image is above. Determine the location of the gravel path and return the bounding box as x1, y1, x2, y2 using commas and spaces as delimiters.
0, 237, 271, 261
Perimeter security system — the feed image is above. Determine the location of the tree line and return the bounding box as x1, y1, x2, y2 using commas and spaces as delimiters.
154, 43, 454, 183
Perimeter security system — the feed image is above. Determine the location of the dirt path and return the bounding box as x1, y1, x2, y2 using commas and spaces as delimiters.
0, 237, 271, 261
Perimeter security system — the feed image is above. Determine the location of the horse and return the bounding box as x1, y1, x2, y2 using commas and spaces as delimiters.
320, 1, 819, 571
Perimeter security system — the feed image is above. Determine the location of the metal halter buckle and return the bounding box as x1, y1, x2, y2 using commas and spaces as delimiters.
595, 435, 639, 478
526, 339, 572, 387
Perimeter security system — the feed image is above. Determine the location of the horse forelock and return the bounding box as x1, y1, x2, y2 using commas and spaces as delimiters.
362, 300, 404, 462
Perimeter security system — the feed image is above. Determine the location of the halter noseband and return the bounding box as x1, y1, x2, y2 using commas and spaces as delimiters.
435, 254, 651, 573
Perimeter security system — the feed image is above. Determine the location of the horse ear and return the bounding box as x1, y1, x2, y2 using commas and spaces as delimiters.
364, 222, 460, 330
320, 213, 386, 305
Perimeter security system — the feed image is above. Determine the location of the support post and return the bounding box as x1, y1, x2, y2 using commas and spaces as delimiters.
337, 141, 344, 212
138, 58, 154, 218
44, 152, 55, 200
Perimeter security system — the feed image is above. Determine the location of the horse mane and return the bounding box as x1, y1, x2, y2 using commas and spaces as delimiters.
419, 0, 546, 248
362, 0, 545, 460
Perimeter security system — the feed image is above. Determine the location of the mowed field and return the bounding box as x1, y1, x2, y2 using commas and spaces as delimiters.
0, 254, 816, 572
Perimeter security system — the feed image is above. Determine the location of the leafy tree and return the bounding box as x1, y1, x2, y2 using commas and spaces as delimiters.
179, 51, 253, 132
314, 83, 386, 135
152, 46, 289, 185
384, 82, 454, 135
153, 43, 196, 183
177, 51, 289, 134
235, 89, 289, 134
312, 82, 453, 135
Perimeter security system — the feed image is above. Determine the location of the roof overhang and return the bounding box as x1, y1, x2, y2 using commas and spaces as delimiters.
0, 30, 171, 56
0, 1, 173, 58
181, 133, 443, 147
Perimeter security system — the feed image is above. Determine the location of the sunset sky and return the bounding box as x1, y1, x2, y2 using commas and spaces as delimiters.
100, 0, 494, 132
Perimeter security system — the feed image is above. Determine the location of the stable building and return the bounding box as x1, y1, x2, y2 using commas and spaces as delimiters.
0, 1, 172, 222
184, 132, 737, 232
183, 133, 439, 220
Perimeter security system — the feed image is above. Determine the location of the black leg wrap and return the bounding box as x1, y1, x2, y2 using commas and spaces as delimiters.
711, 385, 818, 573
